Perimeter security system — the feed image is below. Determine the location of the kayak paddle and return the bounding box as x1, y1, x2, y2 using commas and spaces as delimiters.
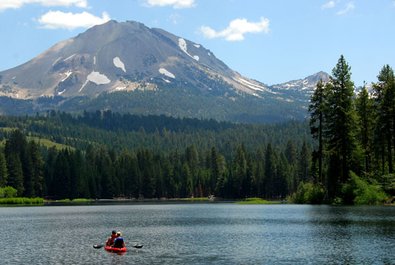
93, 244, 104, 249
93, 243, 143, 249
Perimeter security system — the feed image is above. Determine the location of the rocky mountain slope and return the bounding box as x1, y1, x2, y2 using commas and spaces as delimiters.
0, 20, 329, 123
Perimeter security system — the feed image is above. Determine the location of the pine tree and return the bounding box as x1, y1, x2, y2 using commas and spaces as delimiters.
209, 147, 220, 195
309, 79, 326, 183
252, 148, 265, 197
297, 141, 311, 183
214, 154, 227, 197
373, 65, 395, 173
4, 130, 27, 196
325, 55, 357, 198
182, 162, 193, 197
0, 150, 7, 187
232, 145, 248, 198
137, 149, 156, 198
53, 149, 71, 199
28, 141, 44, 197
355, 85, 374, 173
185, 145, 199, 196
284, 140, 298, 192
44, 147, 57, 197
97, 148, 115, 199
115, 151, 138, 198
264, 143, 276, 198
6, 153, 24, 196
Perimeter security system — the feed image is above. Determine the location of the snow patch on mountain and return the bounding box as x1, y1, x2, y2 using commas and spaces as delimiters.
178, 38, 188, 54
178, 38, 199, 61
194, 44, 200, 48
113, 57, 126, 72
52, 57, 62, 66
79, 80, 89, 92
60, 71, 72, 82
159, 68, 175, 79
58, 89, 66, 95
64, 54, 76, 61
79, 71, 111, 92
235, 77, 266, 92
87, 71, 111, 85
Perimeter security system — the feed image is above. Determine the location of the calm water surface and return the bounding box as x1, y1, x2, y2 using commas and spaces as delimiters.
0, 204, 394, 264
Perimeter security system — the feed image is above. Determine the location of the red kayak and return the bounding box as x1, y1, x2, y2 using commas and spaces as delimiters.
104, 246, 127, 253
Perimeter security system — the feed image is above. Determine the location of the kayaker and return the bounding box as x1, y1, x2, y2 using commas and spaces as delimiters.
106, 230, 117, 246
113, 231, 126, 248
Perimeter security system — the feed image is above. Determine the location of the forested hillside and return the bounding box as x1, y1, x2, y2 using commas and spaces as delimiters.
0, 112, 311, 200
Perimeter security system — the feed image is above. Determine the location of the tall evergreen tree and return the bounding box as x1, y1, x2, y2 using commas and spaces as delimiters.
284, 141, 298, 193
209, 147, 220, 195
355, 85, 374, 173
232, 145, 248, 198
6, 153, 24, 196
325, 55, 357, 198
297, 141, 311, 183
97, 148, 115, 199
309, 79, 326, 183
43, 147, 57, 197
252, 148, 265, 197
182, 162, 193, 197
137, 149, 156, 198
264, 143, 277, 198
214, 152, 227, 198
4, 130, 27, 196
52, 149, 71, 199
373, 65, 395, 173
0, 150, 7, 187
28, 141, 44, 197
115, 151, 138, 198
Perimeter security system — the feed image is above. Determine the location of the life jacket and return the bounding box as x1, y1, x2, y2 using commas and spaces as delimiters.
113, 237, 124, 248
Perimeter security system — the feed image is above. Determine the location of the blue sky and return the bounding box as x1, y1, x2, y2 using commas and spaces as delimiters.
0, 0, 394, 86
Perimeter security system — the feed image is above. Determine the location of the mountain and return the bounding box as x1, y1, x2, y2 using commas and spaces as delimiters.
271, 71, 330, 102
0, 20, 329, 123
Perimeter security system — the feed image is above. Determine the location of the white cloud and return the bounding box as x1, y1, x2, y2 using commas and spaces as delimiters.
144, 0, 195, 9
38, 11, 110, 30
336, 2, 355, 15
0, 0, 87, 11
200, 17, 270, 42
321, 1, 336, 9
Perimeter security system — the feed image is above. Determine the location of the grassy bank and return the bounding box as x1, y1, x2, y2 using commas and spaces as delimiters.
236, 197, 282, 205
0, 197, 44, 205
46, 198, 94, 203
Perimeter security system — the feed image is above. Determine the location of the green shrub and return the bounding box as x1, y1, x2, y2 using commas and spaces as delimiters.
290, 182, 325, 204
0, 186, 17, 198
70, 198, 93, 203
341, 172, 387, 205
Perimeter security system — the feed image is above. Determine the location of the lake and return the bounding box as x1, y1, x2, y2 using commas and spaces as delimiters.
0, 203, 394, 264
